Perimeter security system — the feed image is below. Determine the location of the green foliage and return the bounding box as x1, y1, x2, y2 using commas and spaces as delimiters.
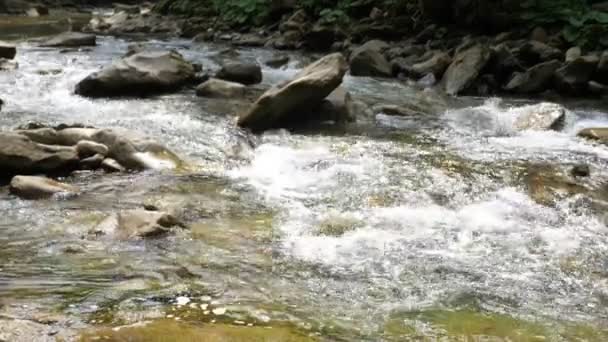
212, 0, 271, 25
522, 0, 608, 48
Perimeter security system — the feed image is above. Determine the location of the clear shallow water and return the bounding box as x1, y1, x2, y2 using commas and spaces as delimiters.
1, 30, 608, 341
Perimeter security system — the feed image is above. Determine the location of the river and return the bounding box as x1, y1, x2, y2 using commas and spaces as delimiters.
1, 15, 608, 341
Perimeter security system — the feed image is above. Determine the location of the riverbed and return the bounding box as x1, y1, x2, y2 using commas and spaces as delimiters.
1, 15, 608, 341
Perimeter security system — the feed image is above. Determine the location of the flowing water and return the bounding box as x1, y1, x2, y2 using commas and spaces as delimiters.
1, 18, 608, 341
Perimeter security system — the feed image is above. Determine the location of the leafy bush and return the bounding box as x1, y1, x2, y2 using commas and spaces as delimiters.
522, 0, 608, 48
212, 0, 271, 25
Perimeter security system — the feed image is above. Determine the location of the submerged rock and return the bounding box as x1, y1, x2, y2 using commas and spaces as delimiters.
443, 44, 491, 95
75, 51, 195, 98
40, 32, 96, 48
195, 78, 246, 98
0, 41, 16, 59
238, 52, 348, 131
513, 102, 566, 131
91, 209, 183, 239
264, 54, 290, 68
9, 175, 78, 199
215, 62, 262, 85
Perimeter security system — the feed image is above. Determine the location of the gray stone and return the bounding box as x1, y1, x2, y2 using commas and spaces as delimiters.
505, 60, 561, 94
513, 102, 566, 131
443, 44, 491, 95
76, 140, 108, 158
0, 133, 79, 176
40, 32, 96, 48
195, 78, 246, 98
9, 175, 78, 199
75, 51, 195, 97
216, 62, 262, 85
238, 53, 348, 131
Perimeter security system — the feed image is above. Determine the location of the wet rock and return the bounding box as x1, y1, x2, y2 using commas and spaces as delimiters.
316, 87, 357, 123
238, 53, 348, 132
263, 54, 289, 68
9, 175, 78, 199
524, 164, 589, 206
417, 73, 437, 88
571, 164, 590, 178
513, 102, 566, 131
0, 41, 16, 59
565, 47, 582, 62
232, 34, 267, 47
195, 78, 245, 98
530, 26, 548, 43
596, 51, 608, 83
349, 40, 392, 77
443, 44, 491, 95
578, 127, 608, 144
0, 57, 18, 70
0, 133, 79, 176
114, 3, 140, 14
26, 5, 48, 17
215, 62, 262, 85
75, 51, 195, 98
76, 140, 108, 158
554, 56, 599, 94
504, 60, 561, 94
40, 32, 96, 48
517, 41, 563, 65
279, 9, 309, 33
101, 158, 126, 172
79, 153, 104, 170
91, 209, 183, 239
409, 51, 452, 78
588, 80, 608, 95
90, 129, 182, 170
487, 44, 523, 83
303, 23, 337, 51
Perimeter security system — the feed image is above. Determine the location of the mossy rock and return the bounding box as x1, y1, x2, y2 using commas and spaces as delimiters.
80, 319, 317, 342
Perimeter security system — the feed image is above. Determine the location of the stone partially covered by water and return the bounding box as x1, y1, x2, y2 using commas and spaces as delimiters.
238, 52, 348, 131
75, 51, 196, 98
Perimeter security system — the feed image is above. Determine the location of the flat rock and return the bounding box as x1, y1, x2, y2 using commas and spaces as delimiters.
0, 133, 79, 176
195, 78, 246, 98
40, 32, 96, 48
578, 127, 608, 144
9, 175, 78, 199
91, 209, 183, 239
215, 62, 262, 85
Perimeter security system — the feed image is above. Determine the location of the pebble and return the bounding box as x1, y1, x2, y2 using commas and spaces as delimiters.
175, 296, 190, 306
212, 307, 226, 315
200, 304, 208, 310
200, 295, 212, 301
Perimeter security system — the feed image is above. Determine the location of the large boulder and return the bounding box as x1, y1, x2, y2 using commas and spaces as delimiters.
406, 51, 452, 78
9, 175, 78, 199
195, 78, 246, 98
349, 40, 391, 77
0, 133, 79, 176
513, 102, 566, 131
75, 51, 195, 98
554, 56, 599, 95
442, 44, 491, 95
238, 53, 348, 131
40, 32, 96, 48
516, 41, 563, 65
0, 41, 16, 59
215, 62, 262, 85
504, 60, 561, 94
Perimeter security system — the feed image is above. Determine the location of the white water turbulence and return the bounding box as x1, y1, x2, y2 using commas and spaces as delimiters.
2, 29, 608, 340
